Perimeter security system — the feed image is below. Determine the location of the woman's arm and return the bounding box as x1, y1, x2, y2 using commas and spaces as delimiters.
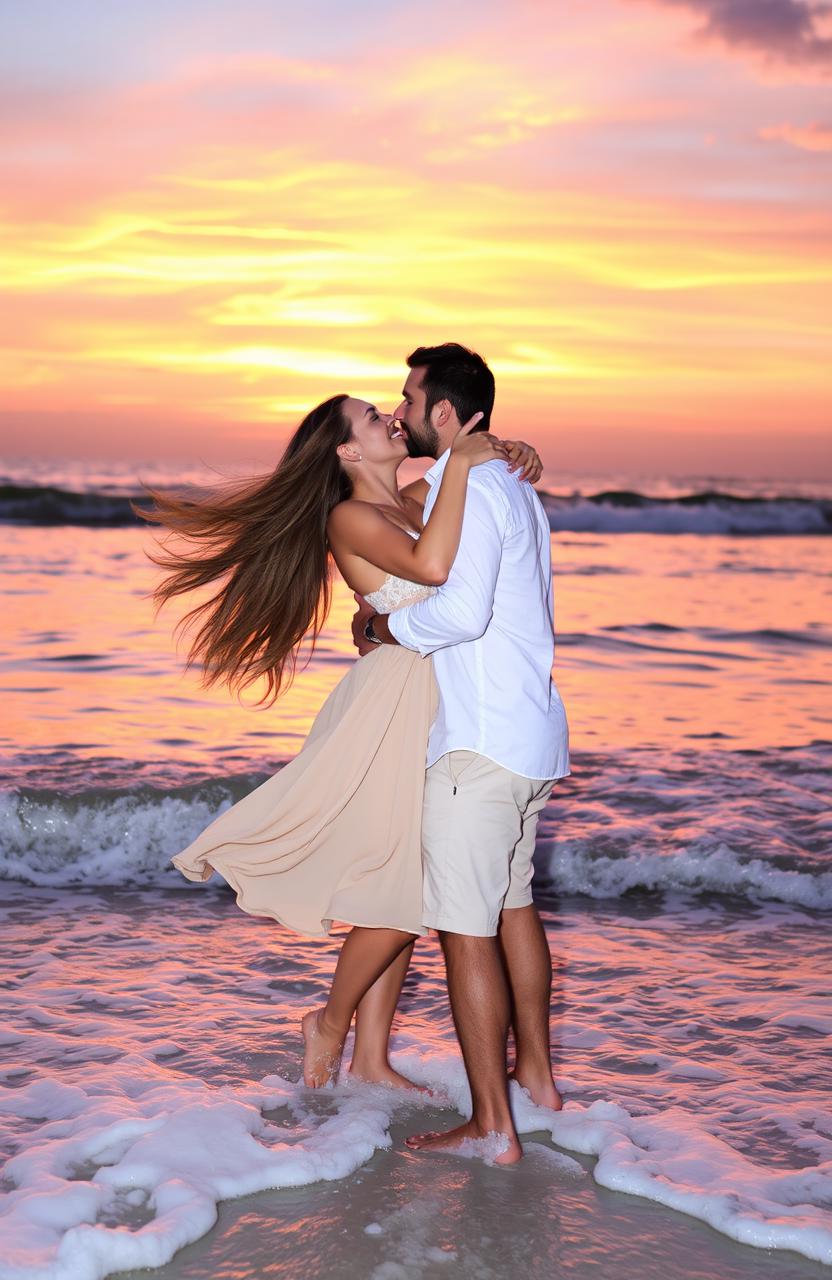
397, 477, 429, 504
398, 441, 541, 506
327, 415, 508, 587
501, 439, 543, 484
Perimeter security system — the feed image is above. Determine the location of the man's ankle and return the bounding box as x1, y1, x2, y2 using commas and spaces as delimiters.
472, 1107, 516, 1137
512, 1057, 554, 1083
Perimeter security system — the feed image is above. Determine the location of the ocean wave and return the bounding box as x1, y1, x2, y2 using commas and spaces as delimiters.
1, 772, 829, 910
537, 839, 832, 912
0, 483, 140, 526
540, 490, 832, 536
2, 481, 830, 535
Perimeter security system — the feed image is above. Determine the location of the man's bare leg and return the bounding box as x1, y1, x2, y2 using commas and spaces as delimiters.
499, 904, 562, 1110
406, 933, 522, 1164
302, 927, 414, 1087
350, 940, 422, 1089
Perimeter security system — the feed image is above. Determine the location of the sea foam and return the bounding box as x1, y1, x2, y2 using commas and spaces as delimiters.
3, 1046, 831, 1279
538, 837, 832, 911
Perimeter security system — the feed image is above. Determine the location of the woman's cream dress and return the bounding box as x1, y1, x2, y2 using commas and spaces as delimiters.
171, 568, 437, 937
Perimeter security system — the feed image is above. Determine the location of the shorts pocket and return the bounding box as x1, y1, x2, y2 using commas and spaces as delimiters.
447, 751, 481, 791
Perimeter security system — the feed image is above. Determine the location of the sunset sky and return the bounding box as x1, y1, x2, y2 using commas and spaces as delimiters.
1, 0, 830, 478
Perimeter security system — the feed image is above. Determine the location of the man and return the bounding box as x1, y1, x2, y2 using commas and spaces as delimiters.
352, 343, 570, 1164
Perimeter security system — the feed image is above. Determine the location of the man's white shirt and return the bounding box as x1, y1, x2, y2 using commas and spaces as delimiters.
388, 449, 570, 781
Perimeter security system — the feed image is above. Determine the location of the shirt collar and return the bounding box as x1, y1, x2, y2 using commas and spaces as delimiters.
424, 448, 452, 487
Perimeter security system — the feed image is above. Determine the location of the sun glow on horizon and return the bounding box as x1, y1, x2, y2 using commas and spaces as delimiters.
1, 0, 829, 476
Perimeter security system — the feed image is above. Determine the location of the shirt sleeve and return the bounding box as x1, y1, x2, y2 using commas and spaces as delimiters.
388, 471, 508, 656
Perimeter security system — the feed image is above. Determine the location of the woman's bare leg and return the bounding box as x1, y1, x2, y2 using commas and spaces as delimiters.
350, 941, 420, 1088
302, 926, 414, 1086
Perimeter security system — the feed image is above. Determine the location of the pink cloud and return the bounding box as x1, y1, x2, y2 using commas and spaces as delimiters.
760, 119, 832, 148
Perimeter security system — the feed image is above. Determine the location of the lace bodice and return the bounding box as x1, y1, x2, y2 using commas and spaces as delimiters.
364, 577, 435, 613
363, 529, 437, 613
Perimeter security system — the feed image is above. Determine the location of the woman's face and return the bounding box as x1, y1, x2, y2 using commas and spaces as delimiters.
342, 398, 408, 465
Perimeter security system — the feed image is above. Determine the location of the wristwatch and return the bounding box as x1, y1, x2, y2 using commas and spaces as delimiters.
363, 614, 383, 645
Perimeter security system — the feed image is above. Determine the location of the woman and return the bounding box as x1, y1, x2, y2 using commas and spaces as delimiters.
142, 395, 541, 1089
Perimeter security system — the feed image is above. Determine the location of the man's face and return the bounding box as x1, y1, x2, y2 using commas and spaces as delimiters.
394, 366, 440, 459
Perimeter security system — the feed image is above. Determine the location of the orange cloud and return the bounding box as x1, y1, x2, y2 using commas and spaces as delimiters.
0, 2, 830, 476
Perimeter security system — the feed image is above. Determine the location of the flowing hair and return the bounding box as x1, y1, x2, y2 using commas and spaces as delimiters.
135, 395, 353, 705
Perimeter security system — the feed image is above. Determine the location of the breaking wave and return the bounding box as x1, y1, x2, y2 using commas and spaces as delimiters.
2, 482, 830, 535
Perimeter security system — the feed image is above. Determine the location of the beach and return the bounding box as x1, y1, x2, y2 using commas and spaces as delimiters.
1, 462, 831, 1278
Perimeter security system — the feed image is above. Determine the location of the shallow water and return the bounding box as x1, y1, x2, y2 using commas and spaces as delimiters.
2, 523, 830, 790
1, 463, 831, 1277
1, 885, 831, 1279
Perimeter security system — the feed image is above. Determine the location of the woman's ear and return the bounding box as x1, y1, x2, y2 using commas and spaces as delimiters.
336, 443, 362, 463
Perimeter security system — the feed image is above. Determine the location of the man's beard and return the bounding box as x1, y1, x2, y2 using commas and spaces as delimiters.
405, 417, 440, 459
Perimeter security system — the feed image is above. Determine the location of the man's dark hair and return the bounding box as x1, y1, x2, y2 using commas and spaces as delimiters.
407, 343, 495, 432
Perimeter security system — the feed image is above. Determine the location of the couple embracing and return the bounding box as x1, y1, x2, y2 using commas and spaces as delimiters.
147, 342, 569, 1165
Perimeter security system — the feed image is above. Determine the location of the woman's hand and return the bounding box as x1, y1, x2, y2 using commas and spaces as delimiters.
500, 439, 543, 484
449, 412, 510, 469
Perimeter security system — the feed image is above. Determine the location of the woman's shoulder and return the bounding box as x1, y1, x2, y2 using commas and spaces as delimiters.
328, 498, 375, 524
326, 500, 389, 542
328, 500, 423, 548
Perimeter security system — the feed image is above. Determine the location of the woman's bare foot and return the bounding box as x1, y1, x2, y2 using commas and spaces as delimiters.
509, 1070, 563, 1111
301, 1008, 344, 1087
406, 1120, 522, 1165
348, 1060, 427, 1091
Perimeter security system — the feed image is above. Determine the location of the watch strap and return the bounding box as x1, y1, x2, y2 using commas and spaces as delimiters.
363, 614, 382, 645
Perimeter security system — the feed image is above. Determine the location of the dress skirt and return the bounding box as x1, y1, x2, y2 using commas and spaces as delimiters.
171, 644, 437, 938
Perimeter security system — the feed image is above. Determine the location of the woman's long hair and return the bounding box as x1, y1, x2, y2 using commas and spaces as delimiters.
136, 394, 353, 705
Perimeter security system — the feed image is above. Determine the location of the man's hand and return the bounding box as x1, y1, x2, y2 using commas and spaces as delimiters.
351, 592, 377, 656
500, 439, 543, 484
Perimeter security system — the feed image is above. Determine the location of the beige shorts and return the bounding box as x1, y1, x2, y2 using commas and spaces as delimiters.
421, 750, 555, 937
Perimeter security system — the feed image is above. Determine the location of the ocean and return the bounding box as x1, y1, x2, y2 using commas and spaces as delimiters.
1, 459, 830, 1280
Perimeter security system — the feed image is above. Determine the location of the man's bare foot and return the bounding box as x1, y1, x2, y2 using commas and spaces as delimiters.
301, 1008, 343, 1087
406, 1119, 522, 1165
509, 1070, 563, 1111
349, 1061, 427, 1091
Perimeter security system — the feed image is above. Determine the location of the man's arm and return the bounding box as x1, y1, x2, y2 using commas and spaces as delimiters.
385, 477, 507, 655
